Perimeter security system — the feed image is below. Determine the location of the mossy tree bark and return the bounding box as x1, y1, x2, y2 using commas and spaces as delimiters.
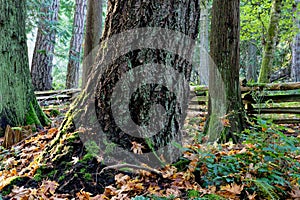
45, 0, 200, 167
0, 0, 50, 136
206, 0, 245, 143
292, 0, 300, 82
82, 0, 103, 89
258, 0, 282, 83
66, 0, 87, 89
31, 0, 60, 91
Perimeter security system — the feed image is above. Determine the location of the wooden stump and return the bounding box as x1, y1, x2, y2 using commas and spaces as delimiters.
2, 125, 32, 148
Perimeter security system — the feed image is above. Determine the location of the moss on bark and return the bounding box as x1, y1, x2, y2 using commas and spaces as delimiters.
0, 0, 50, 136
258, 0, 282, 83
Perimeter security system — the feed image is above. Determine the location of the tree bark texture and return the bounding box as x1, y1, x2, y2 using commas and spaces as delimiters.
207, 0, 244, 142
82, 0, 103, 89
258, 0, 282, 83
31, 0, 60, 91
246, 40, 258, 82
191, 0, 209, 85
198, 1, 210, 86
292, 0, 300, 82
0, 0, 50, 136
66, 0, 87, 89
48, 0, 200, 167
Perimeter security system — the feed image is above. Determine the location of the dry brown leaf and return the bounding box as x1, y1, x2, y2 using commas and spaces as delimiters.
246, 191, 257, 200
289, 186, 300, 199
148, 185, 161, 195
103, 185, 117, 196
40, 180, 59, 195
166, 187, 181, 197
10, 186, 31, 199
220, 183, 244, 195
131, 141, 144, 155
115, 174, 131, 187
76, 190, 92, 200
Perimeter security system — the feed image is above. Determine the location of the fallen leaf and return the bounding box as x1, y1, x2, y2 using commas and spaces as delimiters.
131, 142, 144, 155
220, 183, 244, 195
289, 186, 300, 199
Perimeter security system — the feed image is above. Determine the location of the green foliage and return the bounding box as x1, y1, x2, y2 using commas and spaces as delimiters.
33, 168, 43, 182
247, 178, 279, 200
49, 109, 60, 117
83, 173, 92, 181
52, 0, 74, 90
78, 152, 95, 164
84, 141, 100, 157
241, 0, 296, 42
25, 102, 41, 127
188, 189, 200, 198
240, 0, 297, 79
58, 175, 65, 182
191, 118, 300, 199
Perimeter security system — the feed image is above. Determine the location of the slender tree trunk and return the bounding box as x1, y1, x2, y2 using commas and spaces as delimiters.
0, 0, 50, 136
198, 0, 210, 85
258, 0, 282, 83
66, 0, 87, 89
246, 40, 258, 82
82, 0, 103, 89
44, 0, 200, 168
206, 0, 244, 142
292, 0, 300, 82
31, 0, 60, 91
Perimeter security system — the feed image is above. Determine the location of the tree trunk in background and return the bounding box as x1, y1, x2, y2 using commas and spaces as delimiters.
82, 0, 103, 89
0, 0, 50, 136
31, 0, 60, 91
292, 0, 300, 82
66, 0, 87, 89
258, 0, 282, 83
44, 0, 200, 168
206, 0, 244, 142
198, 0, 210, 85
246, 40, 258, 82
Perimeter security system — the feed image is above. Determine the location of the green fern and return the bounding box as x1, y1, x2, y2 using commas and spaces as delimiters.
247, 179, 279, 200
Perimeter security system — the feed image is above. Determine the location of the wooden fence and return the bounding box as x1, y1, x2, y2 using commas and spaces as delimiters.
189, 82, 300, 124
35, 82, 300, 124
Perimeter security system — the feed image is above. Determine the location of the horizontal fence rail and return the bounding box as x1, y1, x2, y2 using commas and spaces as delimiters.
35, 82, 300, 124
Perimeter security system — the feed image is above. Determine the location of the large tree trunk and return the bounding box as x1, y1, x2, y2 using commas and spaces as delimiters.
82, 0, 103, 89
258, 0, 282, 83
206, 0, 244, 142
0, 0, 50, 136
46, 0, 200, 169
292, 0, 300, 82
31, 0, 60, 91
66, 0, 87, 89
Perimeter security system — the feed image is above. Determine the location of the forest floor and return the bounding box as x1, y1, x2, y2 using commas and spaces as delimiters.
0, 100, 300, 199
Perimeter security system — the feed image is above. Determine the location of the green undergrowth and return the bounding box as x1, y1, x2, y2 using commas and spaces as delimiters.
187, 119, 299, 199
128, 118, 300, 199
